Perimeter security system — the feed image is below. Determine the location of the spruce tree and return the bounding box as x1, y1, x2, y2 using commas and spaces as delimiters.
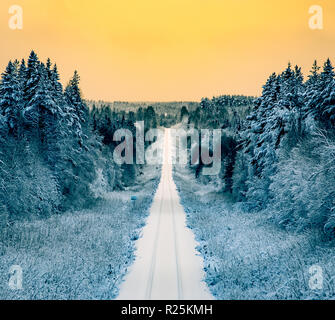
306, 60, 320, 87
319, 59, 335, 127
302, 60, 322, 133
24, 51, 40, 104
305, 59, 335, 127
0, 61, 22, 137
65, 71, 88, 125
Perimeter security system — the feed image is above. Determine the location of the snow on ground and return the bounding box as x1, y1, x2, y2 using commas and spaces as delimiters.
173, 163, 335, 300
117, 129, 213, 300
0, 164, 160, 300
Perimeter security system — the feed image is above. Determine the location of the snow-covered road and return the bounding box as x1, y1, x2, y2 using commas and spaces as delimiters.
117, 128, 213, 300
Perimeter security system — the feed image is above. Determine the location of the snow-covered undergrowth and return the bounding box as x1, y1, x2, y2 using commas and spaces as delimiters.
174, 165, 335, 300
0, 166, 159, 300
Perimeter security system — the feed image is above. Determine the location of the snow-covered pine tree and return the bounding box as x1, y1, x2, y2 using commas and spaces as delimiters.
303, 60, 321, 132
239, 72, 283, 209
0, 60, 22, 137
65, 71, 88, 125
64, 70, 91, 148
278, 64, 305, 144
318, 59, 335, 127
305, 59, 335, 128
23, 51, 40, 105
243, 73, 280, 176
306, 60, 321, 88
18, 59, 27, 84
48, 62, 78, 133
24, 63, 64, 148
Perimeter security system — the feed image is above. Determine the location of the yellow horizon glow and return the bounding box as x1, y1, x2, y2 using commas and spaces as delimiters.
1, 0, 335, 101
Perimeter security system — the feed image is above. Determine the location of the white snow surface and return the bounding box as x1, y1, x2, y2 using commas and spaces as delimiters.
117, 128, 213, 300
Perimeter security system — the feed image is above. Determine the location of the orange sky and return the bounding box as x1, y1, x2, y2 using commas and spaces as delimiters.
0, 0, 335, 101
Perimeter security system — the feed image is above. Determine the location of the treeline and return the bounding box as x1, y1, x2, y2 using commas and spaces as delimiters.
0, 51, 154, 225
88, 100, 195, 128
188, 95, 254, 130
188, 61, 335, 238
187, 94, 253, 184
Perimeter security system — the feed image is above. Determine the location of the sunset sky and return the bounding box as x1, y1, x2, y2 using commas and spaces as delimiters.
1, 0, 335, 101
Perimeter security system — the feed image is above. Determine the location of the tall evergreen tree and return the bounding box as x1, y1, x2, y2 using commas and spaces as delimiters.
23, 63, 64, 147
319, 59, 335, 127
304, 60, 321, 130
65, 71, 88, 124
306, 60, 320, 87
243, 72, 280, 176
0, 61, 22, 137
24, 51, 40, 104
305, 59, 335, 127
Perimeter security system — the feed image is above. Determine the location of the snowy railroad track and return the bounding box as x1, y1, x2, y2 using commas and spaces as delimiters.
145, 172, 165, 299
146, 169, 183, 299
117, 129, 213, 300
168, 180, 183, 300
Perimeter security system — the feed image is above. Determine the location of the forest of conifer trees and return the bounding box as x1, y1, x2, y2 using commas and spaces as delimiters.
187, 60, 335, 239
0, 51, 160, 226
1, 51, 335, 239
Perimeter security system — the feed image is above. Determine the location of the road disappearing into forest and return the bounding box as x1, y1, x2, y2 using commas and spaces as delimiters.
117, 128, 213, 300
